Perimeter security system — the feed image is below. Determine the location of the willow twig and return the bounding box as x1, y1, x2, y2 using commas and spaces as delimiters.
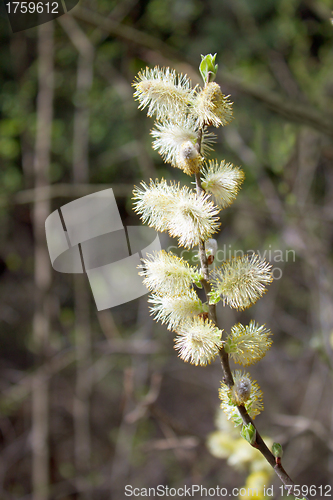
193, 76, 306, 498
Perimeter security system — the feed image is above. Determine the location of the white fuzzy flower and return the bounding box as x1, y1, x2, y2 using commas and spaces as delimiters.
225, 321, 272, 366
148, 290, 206, 331
211, 254, 273, 310
132, 179, 177, 231
219, 371, 263, 426
133, 180, 220, 248
139, 250, 198, 295
133, 66, 194, 120
192, 82, 233, 128
151, 118, 216, 168
201, 160, 245, 208
174, 316, 223, 366
167, 187, 220, 248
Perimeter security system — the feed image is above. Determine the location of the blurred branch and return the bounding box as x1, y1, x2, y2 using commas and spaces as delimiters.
0, 339, 159, 409
95, 62, 157, 178
71, 7, 333, 138
141, 436, 199, 452
2, 349, 76, 407
32, 22, 54, 499
230, 0, 304, 100
59, 16, 95, 496
89, 0, 140, 45
59, 15, 94, 182
71, 8, 180, 60
0, 183, 131, 207
95, 338, 160, 355
109, 367, 137, 496
219, 73, 333, 137
125, 372, 162, 424
96, 309, 121, 339
273, 414, 333, 453
147, 422, 198, 462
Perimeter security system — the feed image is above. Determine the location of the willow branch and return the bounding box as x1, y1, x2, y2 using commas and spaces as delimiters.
194, 178, 306, 494
193, 84, 306, 498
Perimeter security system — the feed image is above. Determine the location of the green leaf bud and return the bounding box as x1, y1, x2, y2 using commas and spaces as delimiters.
272, 442, 283, 458
199, 54, 218, 84
240, 422, 256, 445
224, 337, 237, 354
208, 290, 221, 305
192, 273, 203, 289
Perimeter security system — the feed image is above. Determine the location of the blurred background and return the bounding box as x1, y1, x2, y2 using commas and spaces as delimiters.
0, 0, 333, 498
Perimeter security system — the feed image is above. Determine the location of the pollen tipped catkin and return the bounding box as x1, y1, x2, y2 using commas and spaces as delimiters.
168, 190, 220, 248
192, 82, 233, 128
211, 254, 273, 310
201, 160, 245, 208
151, 119, 216, 168
133, 67, 194, 120
139, 250, 198, 295
174, 316, 223, 366
148, 290, 206, 331
133, 179, 221, 248
225, 321, 272, 366
132, 179, 176, 232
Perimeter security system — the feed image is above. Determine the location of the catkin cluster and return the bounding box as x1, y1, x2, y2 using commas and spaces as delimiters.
132, 55, 273, 425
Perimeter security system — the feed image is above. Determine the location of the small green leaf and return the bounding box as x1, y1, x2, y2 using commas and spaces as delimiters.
199, 53, 218, 83
192, 273, 203, 289
224, 337, 237, 354
202, 302, 209, 313
272, 442, 283, 458
208, 291, 221, 305
240, 422, 256, 445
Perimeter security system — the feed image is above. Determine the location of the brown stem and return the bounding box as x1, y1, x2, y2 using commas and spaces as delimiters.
32, 22, 54, 500
194, 86, 306, 497
219, 348, 234, 387
60, 16, 94, 497
194, 170, 218, 325
235, 406, 304, 498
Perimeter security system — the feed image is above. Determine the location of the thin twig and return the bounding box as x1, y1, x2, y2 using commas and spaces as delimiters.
0, 183, 131, 208
193, 76, 308, 498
